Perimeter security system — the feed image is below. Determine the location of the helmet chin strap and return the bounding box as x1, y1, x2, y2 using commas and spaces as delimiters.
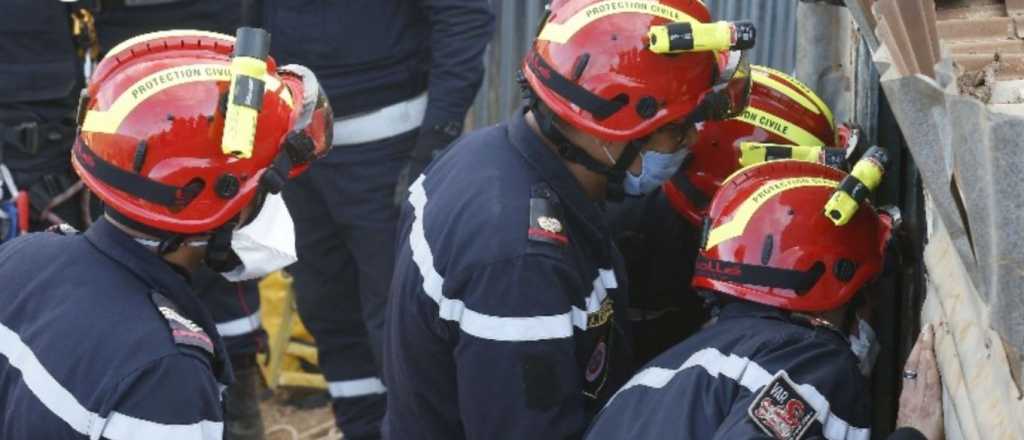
531, 102, 642, 201
105, 207, 241, 271
203, 220, 241, 272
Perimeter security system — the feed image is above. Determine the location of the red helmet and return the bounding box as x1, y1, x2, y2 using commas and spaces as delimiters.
665, 65, 838, 225
73, 29, 332, 235
692, 160, 895, 312
522, 0, 752, 142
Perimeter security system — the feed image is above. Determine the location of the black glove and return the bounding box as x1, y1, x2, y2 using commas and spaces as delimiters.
394, 121, 462, 207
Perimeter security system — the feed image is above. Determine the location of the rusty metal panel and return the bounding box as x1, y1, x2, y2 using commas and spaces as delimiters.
468, 0, 799, 128
707, 0, 798, 72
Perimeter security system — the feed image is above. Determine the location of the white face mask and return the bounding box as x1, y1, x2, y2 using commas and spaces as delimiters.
849, 317, 880, 377
601, 145, 689, 196
220, 192, 298, 282
623, 148, 689, 195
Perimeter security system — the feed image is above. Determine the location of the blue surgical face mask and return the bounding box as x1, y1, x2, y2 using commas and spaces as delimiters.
621, 148, 688, 195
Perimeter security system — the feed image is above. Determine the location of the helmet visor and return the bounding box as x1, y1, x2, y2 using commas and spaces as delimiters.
682, 50, 752, 126
710, 50, 753, 121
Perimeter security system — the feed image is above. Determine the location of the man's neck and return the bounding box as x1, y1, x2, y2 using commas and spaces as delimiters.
104, 215, 206, 274
524, 110, 607, 200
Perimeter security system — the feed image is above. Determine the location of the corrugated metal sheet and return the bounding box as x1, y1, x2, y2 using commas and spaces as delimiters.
469, 0, 799, 128
708, 0, 797, 72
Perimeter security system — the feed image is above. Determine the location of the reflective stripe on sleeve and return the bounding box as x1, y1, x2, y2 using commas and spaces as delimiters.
608, 347, 870, 440
328, 377, 387, 398
407, 177, 617, 342
0, 321, 224, 440
215, 311, 262, 337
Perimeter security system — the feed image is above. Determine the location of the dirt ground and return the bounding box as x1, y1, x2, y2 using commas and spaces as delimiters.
260, 389, 342, 440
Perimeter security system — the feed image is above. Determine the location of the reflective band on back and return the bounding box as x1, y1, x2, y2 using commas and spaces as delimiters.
705, 177, 837, 250
538, 0, 699, 44
607, 347, 870, 440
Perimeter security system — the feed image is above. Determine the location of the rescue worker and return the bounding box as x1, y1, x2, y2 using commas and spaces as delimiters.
0, 29, 332, 439
616, 65, 855, 366
0, 6, 267, 435
96, 3, 269, 437
254, 0, 495, 437
383, 1, 755, 437
586, 160, 899, 439
99, 4, 272, 438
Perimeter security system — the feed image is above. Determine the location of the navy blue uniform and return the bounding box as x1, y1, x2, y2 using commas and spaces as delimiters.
0, 218, 230, 439
606, 189, 706, 367
194, 268, 265, 357
265, 1, 494, 437
586, 301, 871, 440
383, 110, 634, 439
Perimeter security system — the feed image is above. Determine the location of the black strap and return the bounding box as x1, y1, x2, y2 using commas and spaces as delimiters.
695, 255, 825, 293
0, 122, 75, 156
525, 50, 625, 121
532, 104, 640, 202
203, 221, 240, 272
74, 140, 201, 210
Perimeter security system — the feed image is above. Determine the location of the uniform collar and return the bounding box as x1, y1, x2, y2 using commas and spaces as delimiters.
718, 300, 850, 344
507, 108, 611, 245
84, 218, 232, 383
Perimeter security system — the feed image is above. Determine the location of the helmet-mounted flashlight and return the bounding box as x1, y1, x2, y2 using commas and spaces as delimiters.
824, 146, 889, 226
648, 20, 756, 54
738, 143, 849, 171
222, 27, 271, 159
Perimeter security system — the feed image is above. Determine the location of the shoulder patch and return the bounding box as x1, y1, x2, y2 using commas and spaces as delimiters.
150, 292, 214, 356
748, 370, 818, 440
45, 224, 80, 236
528, 183, 568, 246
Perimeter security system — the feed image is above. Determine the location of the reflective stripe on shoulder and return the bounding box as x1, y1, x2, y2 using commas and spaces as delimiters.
0, 321, 223, 440
608, 347, 870, 440
408, 177, 617, 342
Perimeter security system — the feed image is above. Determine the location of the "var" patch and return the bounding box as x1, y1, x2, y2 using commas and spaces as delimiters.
747, 370, 818, 440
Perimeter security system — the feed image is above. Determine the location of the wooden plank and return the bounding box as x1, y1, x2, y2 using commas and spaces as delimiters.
947, 39, 1024, 55
1007, 0, 1024, 16
937, 16, 1016, 40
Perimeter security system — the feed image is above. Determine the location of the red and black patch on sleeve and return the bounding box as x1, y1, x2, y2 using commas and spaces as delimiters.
748, 370, 818, 440
528, 184, 568, 246
151, 292, 214, 357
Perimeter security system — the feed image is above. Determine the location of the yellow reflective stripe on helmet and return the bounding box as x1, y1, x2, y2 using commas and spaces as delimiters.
734, 107, 826, 146
105, 29, 235, 61
705, 176, 838, 250
538, 1, 699, 44
752, 73, 823, 118
752, 65, 834, 126
82, 64, 292, 135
